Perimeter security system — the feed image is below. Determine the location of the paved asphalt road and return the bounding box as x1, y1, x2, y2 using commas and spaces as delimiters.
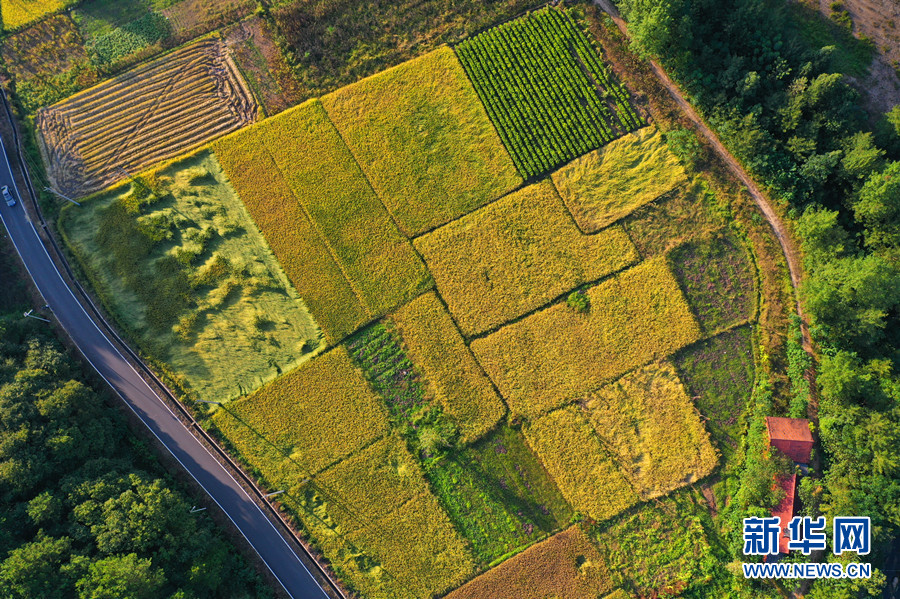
0, 140, 330, 599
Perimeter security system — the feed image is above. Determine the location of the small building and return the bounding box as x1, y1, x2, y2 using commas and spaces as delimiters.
765, 417, 813, 464
772, 473, 798, 555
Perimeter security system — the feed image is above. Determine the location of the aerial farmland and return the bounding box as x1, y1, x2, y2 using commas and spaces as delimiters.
4, 0, 885, 597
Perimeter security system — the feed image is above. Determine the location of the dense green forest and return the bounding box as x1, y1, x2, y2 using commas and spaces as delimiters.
0, 249, 270, 598
616, 0, 900, 595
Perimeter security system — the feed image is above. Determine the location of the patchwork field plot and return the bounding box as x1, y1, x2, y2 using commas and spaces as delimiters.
38, 39, 257, 197
444, 527, 614, 599
0, 14, 99, 112
212, 128, 368, 344
58, 151, 320, 402
523, 406, 638, 521
670, 232, 757, 334
415, 181, 639, 336
581, 362, 718, 499
552, 127, 687, 232
1, 0, 74, 30
471, 257, 702, 417
390, 292, 505, 443
426, 426, 573, 564
321, 47, 521, 236
455, 6, 642, 179
675, 326, 755, 455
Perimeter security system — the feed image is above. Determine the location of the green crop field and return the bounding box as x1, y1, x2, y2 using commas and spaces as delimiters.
414, 181, 639, 336
552, 127, 687, 232
455, 6, 642, 179
445, 527, 615, 599
390, 292, 505, 443
471, 257, 702, 417
425, 426, 573, 564
322, 47, 521, 236
581, 362, 718, 499
58, 151, 320, 402
523, 406, 638, 521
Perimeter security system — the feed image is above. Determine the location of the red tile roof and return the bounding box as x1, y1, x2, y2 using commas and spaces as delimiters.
766, 417, 813, 463
772, 473, 797, 554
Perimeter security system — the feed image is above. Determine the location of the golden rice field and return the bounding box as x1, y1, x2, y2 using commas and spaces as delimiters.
389, 291, 505, 443
470, 257, 702, 417
444, 527, 615, 599
38, 38, 257, 197
581, 362, 718, 499
523, 406, 638, 521
414, 181, 639, 336
552, 127, 687, 232
321, 46, 522, 236
1, 0, 74, 30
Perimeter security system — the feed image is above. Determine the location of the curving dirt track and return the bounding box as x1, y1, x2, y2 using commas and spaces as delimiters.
37, 38, 257, 198
593, 0, 813, 356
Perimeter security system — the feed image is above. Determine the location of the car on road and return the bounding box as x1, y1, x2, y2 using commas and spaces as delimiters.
2, 185, 15, 207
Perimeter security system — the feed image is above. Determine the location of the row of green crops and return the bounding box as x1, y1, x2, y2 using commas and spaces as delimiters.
455, 6, 642, 179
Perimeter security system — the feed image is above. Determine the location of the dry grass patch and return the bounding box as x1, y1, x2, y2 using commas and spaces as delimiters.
212, 347, 388, 478
213, 128, 368, 344
471, 257, 701, 417
321, 46, 521, 236
390, 291, 505, 443
523, 407, 638, 521
552, 127, 687, 232
581, 362, 718, 499
256, 99, 431, 315
444, 526, 614, 599
415, 181, 638, 336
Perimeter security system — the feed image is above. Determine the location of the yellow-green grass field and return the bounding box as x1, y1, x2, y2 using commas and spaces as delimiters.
254, 99, 432, 314
390, 291, 505, 443
321, 46, 522, 236
552, 127, 687, 233
299, 435, 476, 598
470, 257, 702, 417
58, 150, 320, 402
414, 181, 639, 336
211, 347, 388, 480
213, 129, 368, 344
581, 362, 718, 499
2, 0, 73, 30
524, 407, 638, 521
444, 526, 614, 599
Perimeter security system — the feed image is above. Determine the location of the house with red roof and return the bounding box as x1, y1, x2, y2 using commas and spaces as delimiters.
765, 417, 813, 464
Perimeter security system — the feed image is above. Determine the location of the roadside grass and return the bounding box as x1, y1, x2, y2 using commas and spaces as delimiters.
256, 99, 432, 315
580, 362, 718, 500
212, 127, 368, 345
390, 291, 505, 443
425, 425, 573, 565
414, 181, 639, 336
591, 489, 722, 598
523, 406, 637, 521
470, 257, 701, 418
301, 435, 477, 599
674, 326, 756, 458
622, 180, 729, 259
1, 0, 75, 30
210, 347, 389, 478
552, 127, 687, 232
669, 231, 757, 335
444, 526, 614, 599
0, 14, 98, 112
58, 150, 320, 402
321, 47, 521, 236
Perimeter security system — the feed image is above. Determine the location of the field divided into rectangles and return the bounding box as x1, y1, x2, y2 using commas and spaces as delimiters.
322, 46, 522, 236
414, 181, 639, 336
455, 6, 642, 179
471, 257, 702, 417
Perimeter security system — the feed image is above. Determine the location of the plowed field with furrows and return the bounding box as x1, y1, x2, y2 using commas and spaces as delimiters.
37, 38, 257, 197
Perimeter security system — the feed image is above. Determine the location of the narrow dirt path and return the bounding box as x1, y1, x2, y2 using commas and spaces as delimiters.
593, 0, 813, 355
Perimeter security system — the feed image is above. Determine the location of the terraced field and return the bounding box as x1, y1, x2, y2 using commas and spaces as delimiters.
38, 38, 257, 197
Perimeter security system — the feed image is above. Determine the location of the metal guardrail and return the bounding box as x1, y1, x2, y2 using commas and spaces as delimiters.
0, 88, 348, 599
